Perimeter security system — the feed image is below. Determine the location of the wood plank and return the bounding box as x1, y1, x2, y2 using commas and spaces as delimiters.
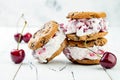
66, 64, 111, 80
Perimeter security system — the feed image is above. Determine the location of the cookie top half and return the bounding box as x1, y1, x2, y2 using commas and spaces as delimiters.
66, 12, 106, 19
28, 21, 59, 50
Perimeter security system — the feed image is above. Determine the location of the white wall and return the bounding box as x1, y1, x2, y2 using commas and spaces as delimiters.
0, 0, 120, 27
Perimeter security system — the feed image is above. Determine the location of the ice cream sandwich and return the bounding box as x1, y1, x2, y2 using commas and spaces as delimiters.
61, 12, 108, 41
28, 21, 66, 63
63, 38, 107, 64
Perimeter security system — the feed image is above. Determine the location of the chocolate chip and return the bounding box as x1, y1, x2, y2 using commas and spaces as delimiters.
71, 13, 74, 16
31, 43, 34, 48
40, 40, 45, 44
75, 44, 78, 47
87, 35, 90, 38
53, 21, 58, 24
40, 37, 47, 44
90, 15, 95, 18
33, 30, 41, 38
94, 41, 97, 45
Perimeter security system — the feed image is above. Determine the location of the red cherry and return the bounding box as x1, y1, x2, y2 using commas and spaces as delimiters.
11, 49, 25, 64
100, 52, 117, 69
14, 33, 23, 43
23, 32, 32, 43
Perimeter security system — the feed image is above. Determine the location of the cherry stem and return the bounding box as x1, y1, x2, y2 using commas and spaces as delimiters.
84, 40, 101, 58
17, 21, 27, 50
16, 14, 24, 32
12, 63, 23, 80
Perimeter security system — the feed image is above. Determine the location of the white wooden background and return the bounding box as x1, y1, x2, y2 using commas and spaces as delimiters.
0, 27, 120, 80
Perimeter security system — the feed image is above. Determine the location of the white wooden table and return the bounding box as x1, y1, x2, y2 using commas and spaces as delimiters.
0, 26, 120, 80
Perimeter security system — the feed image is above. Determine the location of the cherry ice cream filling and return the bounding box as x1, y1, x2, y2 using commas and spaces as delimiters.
63, 46, 105, 60
61, 18, 108, 36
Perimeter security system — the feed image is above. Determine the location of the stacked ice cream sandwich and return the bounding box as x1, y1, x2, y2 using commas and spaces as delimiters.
62, 12, 108, 64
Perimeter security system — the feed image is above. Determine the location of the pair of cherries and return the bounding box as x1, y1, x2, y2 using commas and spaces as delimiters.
11, 32, 32, 64
14, 32, 32, 43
